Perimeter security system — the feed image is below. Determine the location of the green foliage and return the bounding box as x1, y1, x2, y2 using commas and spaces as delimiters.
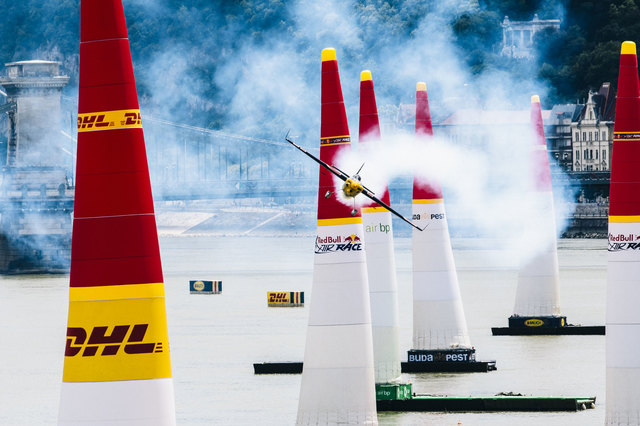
458, 0, 640, 104
0, 0, 638, 130
481, 0, 543, 20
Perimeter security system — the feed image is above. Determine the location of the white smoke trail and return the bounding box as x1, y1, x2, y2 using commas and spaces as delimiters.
333, 125, 565, 265
131, 0, 575, 266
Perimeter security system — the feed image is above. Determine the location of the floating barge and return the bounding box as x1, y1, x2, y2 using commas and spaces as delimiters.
492, 316, 605, 335
253, 359, 496, 375
401, 360, 496, 373
402, 348, 496, 372
377, 394, 596, 412
253, 362, 302, 374
251, 365, 596, 413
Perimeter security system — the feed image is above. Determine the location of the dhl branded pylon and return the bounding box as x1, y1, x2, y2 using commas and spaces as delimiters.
512, 96, 562, 318
296, 49, 377, 425
358, 70, 402, 385
58, 1, 175, 424
607, 41, 640, 425
411, 82, 471, 351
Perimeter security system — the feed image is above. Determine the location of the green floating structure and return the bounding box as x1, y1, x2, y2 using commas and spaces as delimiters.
376, 383, 413, 401
253, 364, 596, 412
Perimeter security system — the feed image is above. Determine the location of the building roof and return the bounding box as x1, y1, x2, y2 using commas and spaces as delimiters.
4, 60, 61, 67
549, 104, 583, 123
573, 82, 616, 123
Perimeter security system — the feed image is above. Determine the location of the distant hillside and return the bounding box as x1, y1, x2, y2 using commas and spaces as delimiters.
1, 0, 637, 136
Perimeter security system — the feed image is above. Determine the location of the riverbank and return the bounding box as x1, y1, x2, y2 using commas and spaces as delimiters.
154, 200, 608, 238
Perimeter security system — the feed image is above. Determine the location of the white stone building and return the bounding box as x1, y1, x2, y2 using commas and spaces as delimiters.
571, 85, 615, 171
501, 14, 561, 58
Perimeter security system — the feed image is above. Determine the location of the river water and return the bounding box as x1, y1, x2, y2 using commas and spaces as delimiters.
0, 236, 606, 425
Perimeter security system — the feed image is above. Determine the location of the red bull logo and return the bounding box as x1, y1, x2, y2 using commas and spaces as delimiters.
614, 132, 640, 141
315, 234, 363, 254
609, 233, 639, 242
320, 135, 350, 146
609, 233, 640, 252
317, 235, 341, 244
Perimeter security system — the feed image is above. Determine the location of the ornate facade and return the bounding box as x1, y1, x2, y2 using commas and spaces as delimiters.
501, 14, 561, 58
571, 83, 615, 171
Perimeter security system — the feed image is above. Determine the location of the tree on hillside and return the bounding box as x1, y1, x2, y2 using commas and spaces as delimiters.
481, 0, 543, 20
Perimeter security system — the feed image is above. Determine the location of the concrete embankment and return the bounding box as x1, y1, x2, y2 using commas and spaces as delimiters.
154, 201, 609, 238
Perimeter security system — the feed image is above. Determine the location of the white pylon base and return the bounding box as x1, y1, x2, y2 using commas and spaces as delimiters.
58, 378, 176, 425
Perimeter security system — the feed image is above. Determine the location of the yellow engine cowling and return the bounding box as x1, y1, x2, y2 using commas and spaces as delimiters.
343, 178, 364, 198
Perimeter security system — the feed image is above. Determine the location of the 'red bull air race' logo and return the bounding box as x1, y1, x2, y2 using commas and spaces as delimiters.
315, 234, 362, 254
608, 233, 640, 252
65, 324, 163, 357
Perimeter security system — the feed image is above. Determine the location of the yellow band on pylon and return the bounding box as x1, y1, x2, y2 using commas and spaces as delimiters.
69, 283, 165, 302
317, 217, 362, 226
320, 135, 350, 140
320, 135, 351, 146
413, 198, 443, 204
77, 109, 142, 132
362, 206, 389, 213
609, 215, 640, 223
63, 297, 171, 382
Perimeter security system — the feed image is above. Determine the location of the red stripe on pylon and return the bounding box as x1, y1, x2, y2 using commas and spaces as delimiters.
359, 73, 390, 207
317, 49, 359, 221
610, 43, 640, 216
412, 84, 443, 200
72, 0, 162, 287
530, 98, 553, 192
70, 216, 163, 287
80, 0, 128, 42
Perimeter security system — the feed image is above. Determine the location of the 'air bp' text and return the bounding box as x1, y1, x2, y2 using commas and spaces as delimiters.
365, 222, 390, 233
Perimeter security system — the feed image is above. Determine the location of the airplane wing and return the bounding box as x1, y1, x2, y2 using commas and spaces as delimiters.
361, 187, 427, 232
285, 132, 424, 231
285, 133, 350, 181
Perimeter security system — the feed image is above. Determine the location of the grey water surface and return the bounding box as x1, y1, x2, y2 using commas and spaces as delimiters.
0, 236, 606, 425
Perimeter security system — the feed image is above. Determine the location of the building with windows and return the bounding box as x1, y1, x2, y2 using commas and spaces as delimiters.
571, 83, 615, 171
501, 14, 561, 59
383, 84, 615, 176
545, 104, 583, 171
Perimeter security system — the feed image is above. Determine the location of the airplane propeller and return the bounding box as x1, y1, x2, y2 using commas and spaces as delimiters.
284, 131, 426, 232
